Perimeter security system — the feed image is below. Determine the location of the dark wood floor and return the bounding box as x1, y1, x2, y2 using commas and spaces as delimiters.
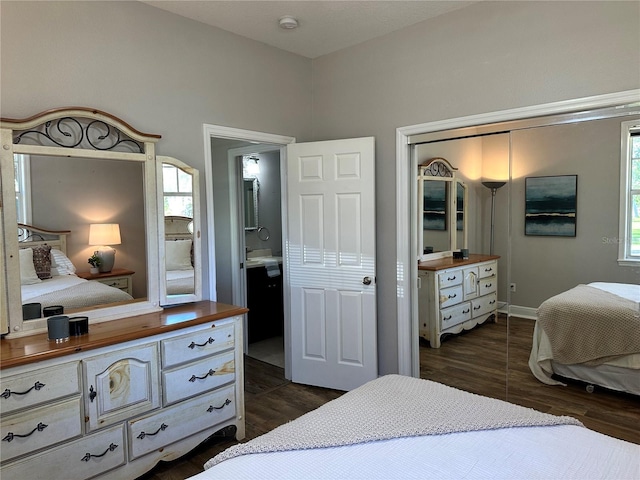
142, 317, 639, 479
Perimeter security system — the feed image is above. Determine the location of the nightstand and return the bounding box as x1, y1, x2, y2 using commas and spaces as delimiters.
77, 268, 135, 296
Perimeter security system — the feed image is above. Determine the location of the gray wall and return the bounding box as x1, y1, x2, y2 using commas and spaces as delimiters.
2, 1, 639, 375
310, 1, 640, 373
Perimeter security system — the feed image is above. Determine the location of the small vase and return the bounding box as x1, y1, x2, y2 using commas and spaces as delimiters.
90, 267, 100, 274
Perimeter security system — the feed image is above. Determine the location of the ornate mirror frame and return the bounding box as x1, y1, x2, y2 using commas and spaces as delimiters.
0, 107, 165, 337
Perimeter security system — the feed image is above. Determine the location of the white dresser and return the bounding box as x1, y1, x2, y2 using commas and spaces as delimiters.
0, 302, 246, 480
418, 255, 499, 348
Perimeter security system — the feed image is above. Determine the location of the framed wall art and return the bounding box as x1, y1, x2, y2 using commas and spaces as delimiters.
423, 180, 447, 231
525, 175, 577, 237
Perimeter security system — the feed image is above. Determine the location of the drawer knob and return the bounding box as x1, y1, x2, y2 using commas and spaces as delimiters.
137, 423, 168, 440
2, 422, 48, 442
207, 398, 232, 412
188, 337, 215, 349
189, 369, 216, 382
1, 381, 46, 399
81, 443, 119, 461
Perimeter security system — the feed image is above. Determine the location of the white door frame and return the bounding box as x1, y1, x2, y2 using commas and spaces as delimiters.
203, 124, 295, 376
395, 89, 640, 378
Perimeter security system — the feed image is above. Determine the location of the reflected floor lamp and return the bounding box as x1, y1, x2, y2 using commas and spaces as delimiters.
482, 181, 506, 255
89, 223, 121, 273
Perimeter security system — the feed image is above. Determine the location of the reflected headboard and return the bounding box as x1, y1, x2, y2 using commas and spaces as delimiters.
164, 216, 193, 241
18, 223, 71, 254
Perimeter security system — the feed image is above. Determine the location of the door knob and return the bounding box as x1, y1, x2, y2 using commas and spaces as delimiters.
362, 276, 372, 285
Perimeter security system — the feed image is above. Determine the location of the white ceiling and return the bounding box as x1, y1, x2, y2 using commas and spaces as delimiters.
141, 1, 479, 59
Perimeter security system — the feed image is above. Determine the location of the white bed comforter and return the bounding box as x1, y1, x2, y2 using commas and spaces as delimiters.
166, 268, 194, 295
21, 274, 133, 310
529, 282, 640, 386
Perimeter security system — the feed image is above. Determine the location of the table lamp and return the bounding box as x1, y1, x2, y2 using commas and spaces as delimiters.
89, 223, 121, 273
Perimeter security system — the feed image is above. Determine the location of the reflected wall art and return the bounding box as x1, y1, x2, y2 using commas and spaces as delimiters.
525, 175, 577, 236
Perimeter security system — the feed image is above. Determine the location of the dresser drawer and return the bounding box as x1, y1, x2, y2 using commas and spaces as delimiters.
162, 322, 235, 369
471, 293, 497, 318
0, 424, 125, 480
478, 261, 497, 279
439, 285, 463, 308
0, 362, 79, 415
478, 276, 497, 296
97, 277, 129, 290
163, 351, 235, 406
438, 270, 463, 289
128, 385, 236, 459
441, 302, 472, 329
1, 396, 82, 463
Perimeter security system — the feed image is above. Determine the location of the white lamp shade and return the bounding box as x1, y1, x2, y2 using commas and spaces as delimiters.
89, 224, 121, 246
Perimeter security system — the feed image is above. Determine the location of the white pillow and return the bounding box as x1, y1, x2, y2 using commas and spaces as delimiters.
50, 248, 76, 276
165, 240, 193, 271
19, 248, 42, 285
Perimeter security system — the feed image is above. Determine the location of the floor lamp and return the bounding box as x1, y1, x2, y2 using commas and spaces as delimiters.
482, 181, 506, 255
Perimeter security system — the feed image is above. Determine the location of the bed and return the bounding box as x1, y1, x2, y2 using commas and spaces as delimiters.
18, 224, 134, 316
164, 216, 195, 295
529, 282, 640, 395
190, 375, 639, 480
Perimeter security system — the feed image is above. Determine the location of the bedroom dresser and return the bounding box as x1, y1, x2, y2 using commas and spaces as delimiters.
418, 254, 500, 348
0, 301, 247, 480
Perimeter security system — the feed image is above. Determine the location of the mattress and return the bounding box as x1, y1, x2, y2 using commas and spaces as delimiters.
529, 282, 640, 393
193, 425, 639, 479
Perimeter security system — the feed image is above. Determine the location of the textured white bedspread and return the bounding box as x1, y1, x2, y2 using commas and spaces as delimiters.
192, 425, 640, 480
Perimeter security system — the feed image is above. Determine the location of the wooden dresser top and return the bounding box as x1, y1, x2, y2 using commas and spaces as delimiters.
418, 254, 500, 271
0, 301, 248, 369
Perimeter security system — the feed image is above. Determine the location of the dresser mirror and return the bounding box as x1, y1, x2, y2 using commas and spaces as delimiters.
0, 107, 201, 337
418, 157, 465, 260
159, 156, 201, 305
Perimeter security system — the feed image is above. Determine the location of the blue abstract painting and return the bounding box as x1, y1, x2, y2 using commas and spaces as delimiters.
525, 175, 577, 236
423, 181, 447, 231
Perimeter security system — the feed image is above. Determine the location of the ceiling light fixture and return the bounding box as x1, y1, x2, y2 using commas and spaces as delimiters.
279, 15, 298, 30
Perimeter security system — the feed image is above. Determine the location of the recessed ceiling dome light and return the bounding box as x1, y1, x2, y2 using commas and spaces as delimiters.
279, 15, 298, 30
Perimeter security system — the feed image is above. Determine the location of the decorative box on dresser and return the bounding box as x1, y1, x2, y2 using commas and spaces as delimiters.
0, 301, 247, 480
418, 254, 500, 348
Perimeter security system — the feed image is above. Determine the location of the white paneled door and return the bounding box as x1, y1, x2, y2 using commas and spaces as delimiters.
286, 137, 377, 391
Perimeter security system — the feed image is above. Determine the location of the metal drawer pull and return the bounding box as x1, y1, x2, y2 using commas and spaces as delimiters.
137, 423, 168, 439
447, 276, 456, 281
89, 385, 97, 403
189, 369, 216, 382
2, 422, 48, 442
207, 398, 231, 412
485, 283, 492, 288
1, 381, 46, 399
443, 315, 452, 321
484, 268, 493, 272
489, 300, 496, 305
462, 309, 470, 314
81, 443, 118, 461
473, 305, 481, 310
188, 337, 215, 349
448, 294, 457, 299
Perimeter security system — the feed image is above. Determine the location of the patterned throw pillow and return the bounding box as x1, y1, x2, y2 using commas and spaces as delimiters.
31, 244, 52, 280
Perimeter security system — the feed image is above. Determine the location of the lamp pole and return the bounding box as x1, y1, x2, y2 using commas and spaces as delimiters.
482, 181, 506, 255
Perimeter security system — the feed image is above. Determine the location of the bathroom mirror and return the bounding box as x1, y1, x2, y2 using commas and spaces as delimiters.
244, 178, 259, 231
159, 156, 201, 305
0, 107, 162, 337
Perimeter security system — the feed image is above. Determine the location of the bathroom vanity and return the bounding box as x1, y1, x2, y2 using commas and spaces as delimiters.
0, 301, 247, 480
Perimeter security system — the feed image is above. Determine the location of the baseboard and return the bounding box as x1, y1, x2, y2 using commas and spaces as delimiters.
509, 305, 537, 320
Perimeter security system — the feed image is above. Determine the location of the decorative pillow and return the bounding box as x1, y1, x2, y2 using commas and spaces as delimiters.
19, 248, 42, 285
166, 240, 193, 271
50, 248, 76, 276
31, 244, 52, 280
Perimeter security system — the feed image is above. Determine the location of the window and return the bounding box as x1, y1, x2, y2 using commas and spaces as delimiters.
619, 120, 640, 264
13, 154, 32, 237
162, 164, 193, 217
